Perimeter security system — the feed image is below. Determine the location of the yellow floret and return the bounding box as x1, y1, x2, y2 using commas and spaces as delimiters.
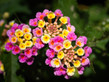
62, 29, 69, 37
73, 60, 81, 68
77, 48, 84, 56
25, 41, 33, 47
9, 20, 15, 26
67, 67, 75, 76
63, 40, 72, 49
38, 20, 45, 28
57, 51, 65, 59
0, 64, 4, 71
41, 34, 50, 44
59, 34, 64, 38
19, 43, 26, 50
47, 12, 55, 19
32, 37, 37, 45
60, 16, 68, 24
15, 29, 23, 37
24, 33, 32, 40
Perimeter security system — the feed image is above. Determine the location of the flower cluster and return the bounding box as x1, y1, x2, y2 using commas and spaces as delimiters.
0, 61, 4, 74
5, 9, 92, 79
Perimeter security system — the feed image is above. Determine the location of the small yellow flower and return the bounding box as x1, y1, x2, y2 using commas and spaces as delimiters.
32, 37, 37, 45
77, 48, 84, 56
19, 43, 26, 50
11, 36, 17, 43
47, 12, 55, 19
38, 20, 45, 28
25, 41, 33, 47
15, 29, 23, 37
62, 29, 69, 37
59, 34, 64, 38
18, 37, 24, 43
22, 26, 31, 33
67, 67, 75, 76
60, 16, 68, 24
3, 12, 9, 19
63, 40, 72, 49
73, 60, 81, 68
57, 51, 65, 59
41, 34, 50, 44
24, 33, 32, 40
0, 64, 4, 71
9, 20, 15, 26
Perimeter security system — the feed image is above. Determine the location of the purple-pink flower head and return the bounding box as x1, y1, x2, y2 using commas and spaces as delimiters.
76, 37, 84, 47
54, 9, 63, 17
77, 67, 84, 75
67, 32, 77, 41
46, 49, 55, 58
54, 36, 64, 43
45, 58, 52, 67
7, 29, 15, 37
9, 35, 17, 43
35, 38, 44, 49
54, 66, 66, 76
43, 9, 50, 16
84, 46, 92, 57
48, 38, 55, 49
11, 23, 19, 30
53, 43, 63, 52
5, 42, 14, 51
12, 45, 20, 55
81, 57, 90, 66
67, 17, 70, 25
66, 24, 75, 32
29, 18, 38, 26
33, 27, 43, 37
79, 36, 87, 45
36, 12, 45, 20
26, 57, 34, 65
18, 53, 27, 63
32, 46, 38, 56
18, 24, 25, 30
24, 48, 32, 58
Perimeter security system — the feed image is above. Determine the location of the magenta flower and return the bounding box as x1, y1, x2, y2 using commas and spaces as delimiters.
77, 67, 84, 75
35, 38, 44, 49
54, 9, 63, 17
67, 17, 70, 25
81, 57, 90, 66
43, 9, 50, 16
46, 49, 55, 58
64, 74, 71, 79
24, 48, 32, 58
33, 28, 43, 37
67, 32, 77, 41
29, 18, 38, 26
5, 42, 14, 51
54, 36, 64, 43
18, 53, 27, 63
7, 29, 15, 37
53, 43, 63, 52
54, 66, 66, 76
84, 46, 92, 57
79, 36, 87, 45
76, 37, 84, 47
12, 45, 20, 55
66, 24, 75, 32
32, 46, 38, 56
45, 58, 52, 67
36, 12, 45, 20
18, 24, 25, 30
11, 23, 19, 30
26, 57, 34, 65
48, 38, 55, 49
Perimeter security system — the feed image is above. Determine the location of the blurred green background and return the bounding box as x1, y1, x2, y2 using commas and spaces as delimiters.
0, 0, 109, 81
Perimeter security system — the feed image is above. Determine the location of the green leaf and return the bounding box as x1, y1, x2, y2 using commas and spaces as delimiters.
0, 52, 24, 82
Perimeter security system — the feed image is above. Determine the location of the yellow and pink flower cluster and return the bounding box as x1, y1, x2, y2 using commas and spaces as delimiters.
5, 9, 92, 79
